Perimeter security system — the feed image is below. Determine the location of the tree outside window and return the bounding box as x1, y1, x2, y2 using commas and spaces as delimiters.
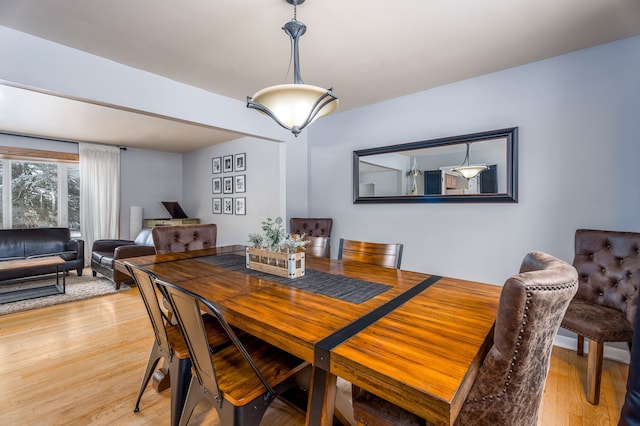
1, 159, 79, 232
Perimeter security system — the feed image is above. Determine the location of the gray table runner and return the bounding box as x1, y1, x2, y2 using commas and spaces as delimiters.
196, 254, 391, 304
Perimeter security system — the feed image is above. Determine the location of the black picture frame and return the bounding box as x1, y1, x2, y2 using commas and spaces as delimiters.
212, 198, 222, 214
234, 175, 246, 193
234, 153, 246, 172
223, 197, 233, 214
223, 155, 233, 173
212, 177, 222, 194
212, 157, 221, 174
223, 176, 233, 194
235, 197, 246, 215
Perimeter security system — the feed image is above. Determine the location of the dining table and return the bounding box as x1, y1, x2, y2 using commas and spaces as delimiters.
117, 245, 502, 426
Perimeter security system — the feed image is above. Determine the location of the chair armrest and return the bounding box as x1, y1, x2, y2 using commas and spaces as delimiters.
66, 239, 85, 260
114, 245, 156, 259
92, 239, 134, 252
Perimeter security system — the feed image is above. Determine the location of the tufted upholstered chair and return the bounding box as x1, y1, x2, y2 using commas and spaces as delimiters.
290, 218, 333, 257
289, 217, 333, 238
560, 228, 640, 405
352, 251, 578, 426
151, 224, 217, 255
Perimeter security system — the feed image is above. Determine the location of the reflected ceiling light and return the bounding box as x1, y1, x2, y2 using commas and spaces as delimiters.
246, 0, 338, 137
452, 143, 488, 179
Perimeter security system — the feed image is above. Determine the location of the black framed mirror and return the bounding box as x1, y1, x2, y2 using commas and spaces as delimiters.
353, 127, 518, 203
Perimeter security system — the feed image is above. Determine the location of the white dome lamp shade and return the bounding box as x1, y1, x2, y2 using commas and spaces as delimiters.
247, 0, 338, 136
452, 142, 488, 179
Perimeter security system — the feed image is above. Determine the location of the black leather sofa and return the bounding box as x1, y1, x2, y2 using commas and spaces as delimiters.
0, 228, 84, 281
91, 228, 155, 289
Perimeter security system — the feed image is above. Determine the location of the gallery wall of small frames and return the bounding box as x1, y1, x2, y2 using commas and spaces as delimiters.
212, 153, 246, 215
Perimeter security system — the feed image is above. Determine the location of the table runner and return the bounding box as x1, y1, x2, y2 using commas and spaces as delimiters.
196, 254, 391, 304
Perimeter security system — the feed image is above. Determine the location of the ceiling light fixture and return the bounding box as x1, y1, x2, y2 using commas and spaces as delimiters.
452, 143, 488, 179
246, 0, 338, 137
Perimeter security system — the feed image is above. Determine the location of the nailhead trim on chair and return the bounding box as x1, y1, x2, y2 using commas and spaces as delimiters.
465, 281, 578, 404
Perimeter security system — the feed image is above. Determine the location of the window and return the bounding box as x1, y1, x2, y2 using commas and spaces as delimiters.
1, 149, 80, 236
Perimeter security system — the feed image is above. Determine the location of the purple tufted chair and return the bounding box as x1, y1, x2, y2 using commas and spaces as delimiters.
151, 224, 217, 255
352, 251, 578, 426
560, 229, 640, 405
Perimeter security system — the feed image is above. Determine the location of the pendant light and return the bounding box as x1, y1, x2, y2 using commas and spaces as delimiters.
452, 143, 488, 179
247, 0, 338, 136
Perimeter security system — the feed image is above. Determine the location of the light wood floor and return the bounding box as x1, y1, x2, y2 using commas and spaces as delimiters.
0, 286, 629, 426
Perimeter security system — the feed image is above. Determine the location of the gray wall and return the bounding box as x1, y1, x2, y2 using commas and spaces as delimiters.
182, 136, 285, 246
120, 147, 183, 238
308, 35, 640, 286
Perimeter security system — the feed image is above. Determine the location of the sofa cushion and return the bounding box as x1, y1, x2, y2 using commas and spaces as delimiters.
0, 232, 25, 258
92, 250, 115, 268
133, 228, 154, 246
21, 228, 71, 257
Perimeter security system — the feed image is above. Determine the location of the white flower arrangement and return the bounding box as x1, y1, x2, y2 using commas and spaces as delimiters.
248, 217, 309, 253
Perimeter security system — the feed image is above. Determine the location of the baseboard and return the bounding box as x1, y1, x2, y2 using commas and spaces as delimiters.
554, 335, 630, 364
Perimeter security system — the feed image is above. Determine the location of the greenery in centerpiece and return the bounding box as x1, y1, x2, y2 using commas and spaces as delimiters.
248, 217, 309, 253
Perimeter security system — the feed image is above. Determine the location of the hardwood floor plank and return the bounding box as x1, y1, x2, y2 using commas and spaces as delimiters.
0, 287, 629, 426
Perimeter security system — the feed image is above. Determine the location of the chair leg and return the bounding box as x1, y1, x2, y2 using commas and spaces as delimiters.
179, 376, 205, 426
134, 343, 163, 413
169, 357, 192, 426
577, 334, 585, 356
587, 339, 604, 405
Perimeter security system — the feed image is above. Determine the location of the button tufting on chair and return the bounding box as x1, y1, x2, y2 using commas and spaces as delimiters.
560, 228, 640, 405
152, 224, 217, 254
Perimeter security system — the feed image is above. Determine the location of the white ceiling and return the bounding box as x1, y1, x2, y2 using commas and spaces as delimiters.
1, 0, 639, 153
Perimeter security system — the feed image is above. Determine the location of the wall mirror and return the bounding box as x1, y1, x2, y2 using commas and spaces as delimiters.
353, 127, 518, 203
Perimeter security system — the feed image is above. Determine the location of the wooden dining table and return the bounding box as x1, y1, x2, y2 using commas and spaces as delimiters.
117, 245, 502, 426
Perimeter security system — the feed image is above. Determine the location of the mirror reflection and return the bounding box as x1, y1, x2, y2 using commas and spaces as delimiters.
353, 127, 518, 203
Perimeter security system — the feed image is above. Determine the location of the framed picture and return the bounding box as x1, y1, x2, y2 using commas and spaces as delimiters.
223, 155, 233, 173
212, 157, 221, 174
234, 153, 246, 172
223, 176, 233, 194
212, 177, 222, 194
235, 197, 246, 215
223, 197, 233, 214
234, 175, 246, 193
212, 198, 222, 214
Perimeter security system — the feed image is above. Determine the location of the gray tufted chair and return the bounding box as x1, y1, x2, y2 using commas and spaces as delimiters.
352, 251, 578, 426
560, 228, 640, 404
151, 224, 217, 254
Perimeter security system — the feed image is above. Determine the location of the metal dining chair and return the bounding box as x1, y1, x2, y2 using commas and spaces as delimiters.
351, 251, 578, 426
305, 236, 330, 258
155, 278, 311, 426
338, 238, 403, 269
126, 263, 231, 426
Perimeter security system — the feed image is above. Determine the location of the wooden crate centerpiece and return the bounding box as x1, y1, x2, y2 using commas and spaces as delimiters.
246, 247, 305, 279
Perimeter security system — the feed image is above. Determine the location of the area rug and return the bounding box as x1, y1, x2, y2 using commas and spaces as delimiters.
0, 272, 132, 316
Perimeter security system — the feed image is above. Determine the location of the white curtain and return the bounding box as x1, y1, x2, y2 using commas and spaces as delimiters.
79, 143, 120, 265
